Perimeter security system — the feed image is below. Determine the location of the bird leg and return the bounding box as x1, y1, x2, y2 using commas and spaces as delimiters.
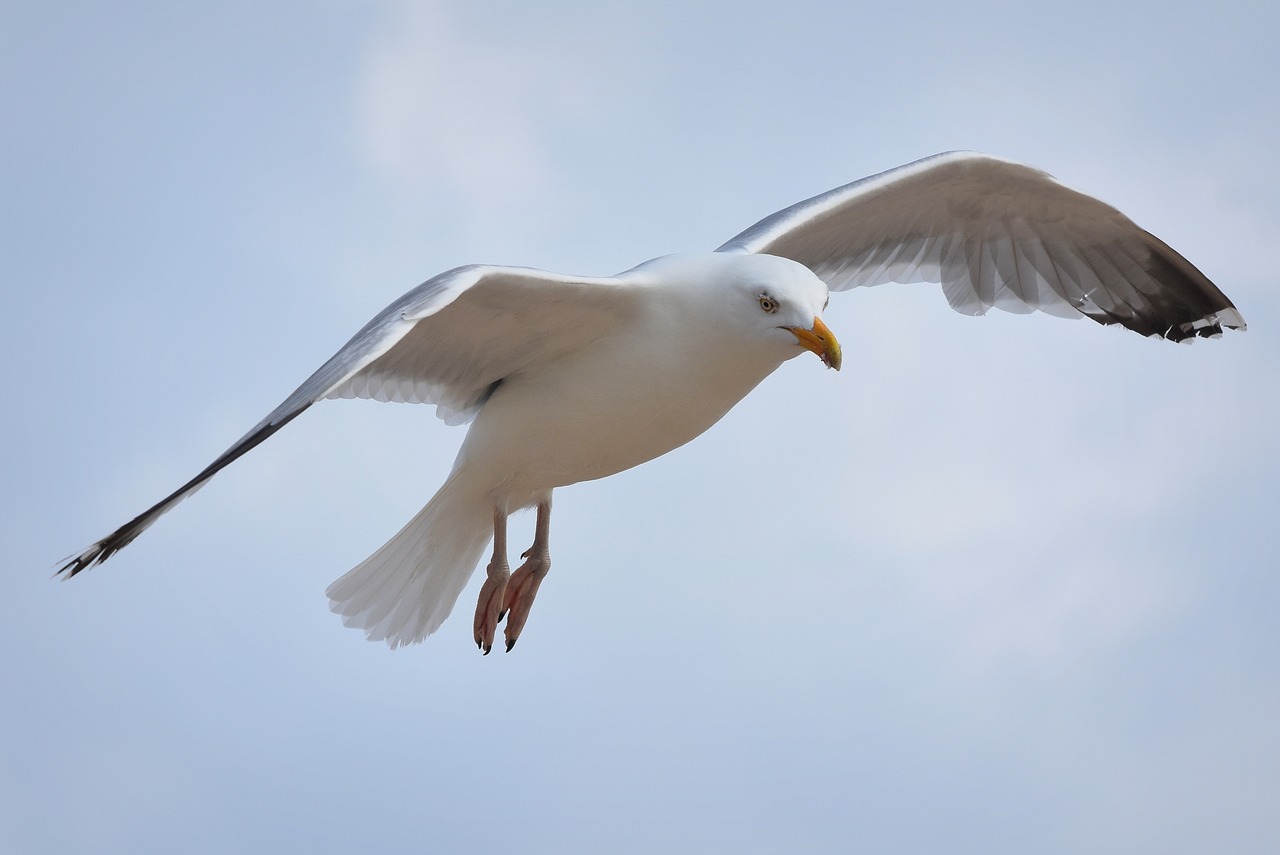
473, 508, 510, 655
501, 500, 552, 652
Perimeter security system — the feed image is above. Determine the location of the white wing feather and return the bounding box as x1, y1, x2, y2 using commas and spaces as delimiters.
60, 265, 632, 576
718, 151, 1244, 341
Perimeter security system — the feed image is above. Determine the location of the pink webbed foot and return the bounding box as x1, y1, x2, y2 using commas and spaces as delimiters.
473, 559, 509, 655
501, 548, 551, 652
475, 500, 552, 654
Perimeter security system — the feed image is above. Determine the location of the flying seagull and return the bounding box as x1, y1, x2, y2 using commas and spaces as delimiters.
59, 151, 1244, 653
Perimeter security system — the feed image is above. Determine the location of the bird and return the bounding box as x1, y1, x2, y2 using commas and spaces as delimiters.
58, 151, 1244, 653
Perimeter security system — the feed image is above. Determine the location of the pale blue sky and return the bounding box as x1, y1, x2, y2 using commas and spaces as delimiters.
5, 1, 1278, 853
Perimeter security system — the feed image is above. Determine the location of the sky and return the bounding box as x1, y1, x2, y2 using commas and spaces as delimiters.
4, 1, 1278, 852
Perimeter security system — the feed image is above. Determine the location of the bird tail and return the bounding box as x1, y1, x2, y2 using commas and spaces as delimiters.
326, 474, 492, 649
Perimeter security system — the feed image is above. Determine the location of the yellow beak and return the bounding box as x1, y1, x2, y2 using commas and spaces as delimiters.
786, 316, 842, 370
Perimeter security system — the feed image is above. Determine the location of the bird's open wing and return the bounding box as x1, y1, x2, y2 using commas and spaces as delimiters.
60, 265, 632, 576
716, 151, 1244, 341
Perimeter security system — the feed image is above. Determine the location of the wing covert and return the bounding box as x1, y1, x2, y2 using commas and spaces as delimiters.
320, 265, 630, 423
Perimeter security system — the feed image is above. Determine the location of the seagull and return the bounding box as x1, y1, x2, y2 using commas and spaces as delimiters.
59, 151, 1244, 653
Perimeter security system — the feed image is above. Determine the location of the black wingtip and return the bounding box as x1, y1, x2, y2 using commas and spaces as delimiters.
1173, 307, 1247, 342
54, 541, 114, 579
55, 510, 157, 580
52, 399, 313, 584
55, 559, 84, 580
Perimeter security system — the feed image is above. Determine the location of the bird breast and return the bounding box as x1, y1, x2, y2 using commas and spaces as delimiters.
453, 305, 783, 504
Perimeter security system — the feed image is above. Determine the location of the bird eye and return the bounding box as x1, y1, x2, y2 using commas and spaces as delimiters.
758, 294, 779, 314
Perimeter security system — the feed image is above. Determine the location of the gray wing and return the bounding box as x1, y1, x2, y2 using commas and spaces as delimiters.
60, 265, 632, 576
717, 151, 1244, 341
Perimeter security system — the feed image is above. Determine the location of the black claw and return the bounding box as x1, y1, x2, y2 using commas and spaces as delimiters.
482, 643, 492, 655
505, 638, 517, 653
498, 609, 507, 622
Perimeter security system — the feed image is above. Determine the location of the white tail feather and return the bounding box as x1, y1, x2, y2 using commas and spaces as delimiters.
326, 475, 492, 648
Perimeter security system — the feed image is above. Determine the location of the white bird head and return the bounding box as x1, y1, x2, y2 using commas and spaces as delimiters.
746, 255, 842, 371
629, 252, 842, 371
717, 252, 842, 371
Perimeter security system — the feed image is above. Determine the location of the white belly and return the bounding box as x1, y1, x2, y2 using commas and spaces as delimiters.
453, 319, 783, 508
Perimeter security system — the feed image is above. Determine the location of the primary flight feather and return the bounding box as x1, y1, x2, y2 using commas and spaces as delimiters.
59, 151, 1243, 652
